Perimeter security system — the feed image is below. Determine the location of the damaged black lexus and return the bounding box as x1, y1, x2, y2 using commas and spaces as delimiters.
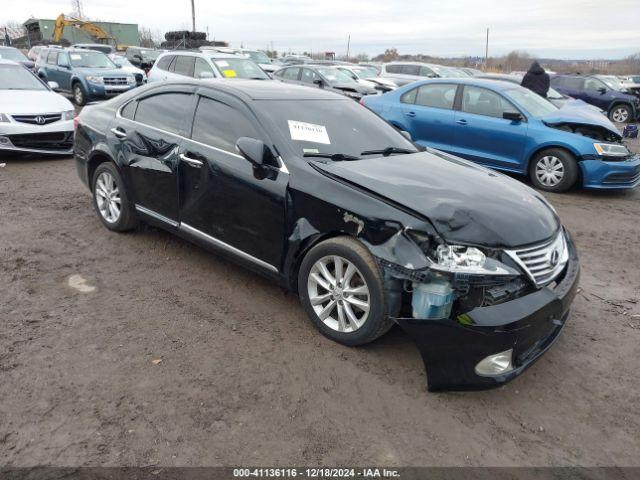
74, 80, 580, 391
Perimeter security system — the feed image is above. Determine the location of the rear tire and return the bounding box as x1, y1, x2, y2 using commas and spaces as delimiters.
92, 163, 138, 232
298, 236, 393, 346
608, 104, 632, 123
529, 148, 579, 193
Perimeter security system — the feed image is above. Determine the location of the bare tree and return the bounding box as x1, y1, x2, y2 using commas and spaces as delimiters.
139, 26, 162, 48
382, 48, 398, 62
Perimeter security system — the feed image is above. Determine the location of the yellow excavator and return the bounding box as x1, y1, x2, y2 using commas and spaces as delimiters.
52, 14, 124, 50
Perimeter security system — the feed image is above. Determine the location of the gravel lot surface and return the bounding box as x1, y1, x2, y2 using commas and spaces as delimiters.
1, 130, 639, 467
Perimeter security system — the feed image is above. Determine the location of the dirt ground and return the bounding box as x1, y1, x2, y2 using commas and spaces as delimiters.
1, 136, 639, 467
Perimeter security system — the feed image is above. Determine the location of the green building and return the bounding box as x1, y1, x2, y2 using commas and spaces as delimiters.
23, 18, 140, 48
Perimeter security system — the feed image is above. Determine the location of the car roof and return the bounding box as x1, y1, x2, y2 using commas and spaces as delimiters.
410, 77, 520, 91
160, 51, 240, 59
142, 79, 347, 101
0, 59, 21, 65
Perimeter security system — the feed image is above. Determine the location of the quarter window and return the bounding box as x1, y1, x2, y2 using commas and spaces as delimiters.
120, 100, 137, 120
462, 86, 519, 118
47, 51, 59, 65
415, 84, 457, 109
134, 93, 192, 134
191, 96, 260, 153
400, 88, 418, 104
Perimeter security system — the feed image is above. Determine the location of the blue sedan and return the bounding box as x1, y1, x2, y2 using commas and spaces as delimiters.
362, 79, 640, 191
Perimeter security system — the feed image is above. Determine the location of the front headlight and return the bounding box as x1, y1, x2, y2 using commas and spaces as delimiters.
593, 142, 629, 157
126, 76, 136, 85
431, 245, 515, 276
0, 113, 10, 123
85, 76, 104, 84
62, 110, 75, 121
342, 90, 362, 98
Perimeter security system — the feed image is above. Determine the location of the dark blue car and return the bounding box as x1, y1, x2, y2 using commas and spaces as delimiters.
362, 78, 640, 191
551, 74, 639, 123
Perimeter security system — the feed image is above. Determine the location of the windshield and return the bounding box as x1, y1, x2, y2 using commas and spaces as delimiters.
506, 86, 558, 117
315, 67, 356, 84
141, 50, 162, 60
0, 48, 28, 62
211, 58, 269, 79
431, 65, 467, 78
352, 66, 379, 78
0, 64, 47, 90
69, 51, 115, 68
546, 87, 564, 100
245, 51, 271, 64
258, 99, 418, 159
598, 76, 625, 91
111, 56, 133, 67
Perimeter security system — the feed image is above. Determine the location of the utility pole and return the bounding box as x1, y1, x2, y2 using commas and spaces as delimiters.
190, 0, 196, 32
346, 34, 351, 61
485, 28, 489, 71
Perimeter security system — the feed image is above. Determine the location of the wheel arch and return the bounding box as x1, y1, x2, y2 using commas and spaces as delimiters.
87, 149, 119, 190
525, 143, 580, 172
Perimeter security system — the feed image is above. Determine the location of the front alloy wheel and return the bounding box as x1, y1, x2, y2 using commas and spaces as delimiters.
307, 255, 370, 333
298, 236, 393, 346
609, 105, 631, 123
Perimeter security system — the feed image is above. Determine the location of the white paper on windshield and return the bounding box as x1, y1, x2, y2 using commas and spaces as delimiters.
288, 121, 330, 144
70, 54, 82, 60
216, 60, 229, 67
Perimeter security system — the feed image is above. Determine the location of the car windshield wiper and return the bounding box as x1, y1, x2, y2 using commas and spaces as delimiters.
360, 147, 417, 157
303, 152, 361, 161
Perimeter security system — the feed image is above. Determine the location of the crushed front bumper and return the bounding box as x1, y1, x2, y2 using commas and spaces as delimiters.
580, 156, 640, 189
394, 237, 580, 392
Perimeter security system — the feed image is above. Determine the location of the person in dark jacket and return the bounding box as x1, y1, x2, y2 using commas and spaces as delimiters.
521, 61, 550, 97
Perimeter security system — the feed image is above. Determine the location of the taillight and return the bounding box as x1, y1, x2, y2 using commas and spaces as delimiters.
73, 117, 80, 130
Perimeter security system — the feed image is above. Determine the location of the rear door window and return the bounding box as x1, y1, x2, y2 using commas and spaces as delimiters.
155, 55, 173, 71
563, 77, 585, 89
282, 67, 301, 80
173, 56, 195, 77
300, 68, 321, 84
134, 93, 192, 135
385, 64, 402, 74
415, 84, 457, 109
402, 65, 420, 75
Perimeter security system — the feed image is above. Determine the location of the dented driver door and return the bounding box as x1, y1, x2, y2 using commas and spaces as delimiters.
178, 92, 289, 273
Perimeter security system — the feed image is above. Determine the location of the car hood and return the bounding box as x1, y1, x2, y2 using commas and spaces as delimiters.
0, 89, 73, 114
331, 82, 377, 95
541, 106, 620, 139
313, 150, 559, 249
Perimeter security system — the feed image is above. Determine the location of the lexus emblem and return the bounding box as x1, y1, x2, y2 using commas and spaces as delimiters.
35, 116, 46, 125
549, 249, 560, 267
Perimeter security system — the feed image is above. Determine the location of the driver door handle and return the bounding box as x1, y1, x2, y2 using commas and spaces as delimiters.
456, 119, 468, 125
110, 127, 127, 139
179, 153, 203, 168
405, 111, 416, 117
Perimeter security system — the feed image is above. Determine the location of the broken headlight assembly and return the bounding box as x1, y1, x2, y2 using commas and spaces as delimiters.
593, 142, 630, 159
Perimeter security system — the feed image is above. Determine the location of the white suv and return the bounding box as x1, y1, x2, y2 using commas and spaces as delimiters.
147, 51, 270, 83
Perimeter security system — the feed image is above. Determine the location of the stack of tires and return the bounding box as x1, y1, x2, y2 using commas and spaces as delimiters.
161, 30, 210, 49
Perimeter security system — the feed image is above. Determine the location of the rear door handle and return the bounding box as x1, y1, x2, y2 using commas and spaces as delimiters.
110, 127, 127, 139
456, 119, 468, 125
405, 111, 416, 117
179, 153, 203, 168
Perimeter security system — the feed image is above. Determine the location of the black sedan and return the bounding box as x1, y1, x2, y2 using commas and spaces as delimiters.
273, 64, 378, 100
74, 80, 579, 391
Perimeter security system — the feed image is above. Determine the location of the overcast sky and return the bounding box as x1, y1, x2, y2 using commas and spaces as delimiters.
3, 0, 639, 59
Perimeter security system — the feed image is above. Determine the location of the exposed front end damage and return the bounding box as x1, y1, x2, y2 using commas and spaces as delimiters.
544, 121, 622, 143
365, 227, 580, 392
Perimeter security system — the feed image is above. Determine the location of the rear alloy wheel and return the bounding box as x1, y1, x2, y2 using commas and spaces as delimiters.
609, 104, 631, 123
73, 83, 87, 106
529, 149, 578, 193
298, 237, 393, 346
92, 163, 137, 231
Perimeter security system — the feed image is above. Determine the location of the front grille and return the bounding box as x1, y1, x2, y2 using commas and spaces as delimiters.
506, 232, 568, 287
104, 77, 128, 86
11, 113, 62, 125
7, 132, 73, 151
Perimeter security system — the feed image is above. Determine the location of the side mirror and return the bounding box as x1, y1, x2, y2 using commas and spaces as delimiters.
115, 64, 122, 69
58, 61, 70, 69
598, 87, 607, 95
313, 78, 325, 88
400, 130, 412, 140
47, 81, 59, 90
198, 71, 214, 79
503, 111, 523, 122
236, 137, 271, 167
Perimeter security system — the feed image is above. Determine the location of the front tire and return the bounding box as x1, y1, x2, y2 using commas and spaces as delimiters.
298, 236, 393, 346
73, 82, 87, 106
529, 148, 579, 193
609, 104, 632, 123
92, 163, 137, 231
